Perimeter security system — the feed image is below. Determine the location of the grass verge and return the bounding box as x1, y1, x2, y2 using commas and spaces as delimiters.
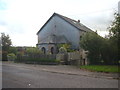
80, 65, 119, 73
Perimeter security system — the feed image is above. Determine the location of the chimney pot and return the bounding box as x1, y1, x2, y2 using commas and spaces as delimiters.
78, 20, 80, 23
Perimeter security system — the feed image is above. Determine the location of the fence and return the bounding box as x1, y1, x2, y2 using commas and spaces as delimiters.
16, 50, 89, 65
16, 54, 58, 65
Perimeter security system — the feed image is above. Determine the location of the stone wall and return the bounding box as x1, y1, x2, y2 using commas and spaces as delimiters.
56, 50, 89, 65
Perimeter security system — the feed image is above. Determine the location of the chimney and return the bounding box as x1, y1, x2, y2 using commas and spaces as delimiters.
78, 20, 80, 23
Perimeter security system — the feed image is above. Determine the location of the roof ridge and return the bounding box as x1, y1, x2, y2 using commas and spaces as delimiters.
54, 13, 77, 22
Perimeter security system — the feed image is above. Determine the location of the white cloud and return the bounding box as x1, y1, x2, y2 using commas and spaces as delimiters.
0, 25, 8, 33
0, 0, 119, 46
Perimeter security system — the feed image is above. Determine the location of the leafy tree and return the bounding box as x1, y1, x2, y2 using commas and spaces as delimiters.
109, 13, 120, 38
108, 13, 120, 64
1, 33, 12, 61
100, 38, 116, 64
8, 46, 17, 55
80, 13, 119, 65
80, 32, 104, 64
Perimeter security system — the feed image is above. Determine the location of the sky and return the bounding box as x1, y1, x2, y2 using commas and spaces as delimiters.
0, 0, 119, 46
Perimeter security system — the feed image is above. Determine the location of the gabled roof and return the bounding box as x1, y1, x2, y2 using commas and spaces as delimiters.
37, 13, 92, 35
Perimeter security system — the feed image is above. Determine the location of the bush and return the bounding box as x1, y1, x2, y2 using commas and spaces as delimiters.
59, 47, 67, 53
80, 32, 105, 65
8, 47, 17, 55
26, 47, 43, 55
7, 53, 16, 61
57, 44, 75, 52
67, 49, 75, 52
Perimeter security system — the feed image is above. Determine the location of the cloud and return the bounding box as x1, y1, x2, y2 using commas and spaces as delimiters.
0, 0, 7, 10
83, 10, 114, 30
0, 25, 8, 33
0, 0, 119, 46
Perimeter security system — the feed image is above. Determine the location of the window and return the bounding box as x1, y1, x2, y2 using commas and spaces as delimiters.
51, 47, 54, 54
41, 47, 46, 54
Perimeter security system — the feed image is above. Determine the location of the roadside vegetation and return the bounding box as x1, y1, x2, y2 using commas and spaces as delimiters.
15, 47, 60, 64
80, 65, 119, 73
80, 13, 119, 65
1, 33, 12, 61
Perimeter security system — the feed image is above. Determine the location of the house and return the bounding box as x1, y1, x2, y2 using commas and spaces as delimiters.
37, 13, 92, 54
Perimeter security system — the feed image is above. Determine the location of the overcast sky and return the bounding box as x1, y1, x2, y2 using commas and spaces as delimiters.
0, 0, 119, 46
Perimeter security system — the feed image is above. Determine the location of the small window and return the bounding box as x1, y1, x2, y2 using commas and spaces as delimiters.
51, 47, 54, 54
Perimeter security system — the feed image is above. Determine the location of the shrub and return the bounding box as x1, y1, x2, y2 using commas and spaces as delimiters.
7, 53, 16, 61
26, 47, 43, 55
57, 44, 75, 52
59, 47, 67, 53
67, 49, 75, 52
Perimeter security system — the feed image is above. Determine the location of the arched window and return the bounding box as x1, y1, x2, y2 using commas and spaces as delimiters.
51, 47, 54, 54
41, 47, 46, 54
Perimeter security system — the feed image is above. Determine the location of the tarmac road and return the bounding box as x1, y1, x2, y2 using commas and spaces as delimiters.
2, 62, 118, 88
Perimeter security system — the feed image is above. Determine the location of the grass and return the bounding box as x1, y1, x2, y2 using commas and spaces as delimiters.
80, 65, 119, 73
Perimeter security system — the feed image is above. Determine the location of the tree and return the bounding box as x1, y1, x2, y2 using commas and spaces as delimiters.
100, 38, 116, 64
109, 13, 120, 38
8, 46, 17, 55
108, 13, 120, 64
80, 13, 119, 65
1, 33, 12, 61
80, 32, 104, 64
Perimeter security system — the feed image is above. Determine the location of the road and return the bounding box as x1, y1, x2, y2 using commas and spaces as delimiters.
2, 62, 118, 88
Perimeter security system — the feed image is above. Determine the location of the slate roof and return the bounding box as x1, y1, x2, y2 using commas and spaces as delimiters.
37, 13, 92, 35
